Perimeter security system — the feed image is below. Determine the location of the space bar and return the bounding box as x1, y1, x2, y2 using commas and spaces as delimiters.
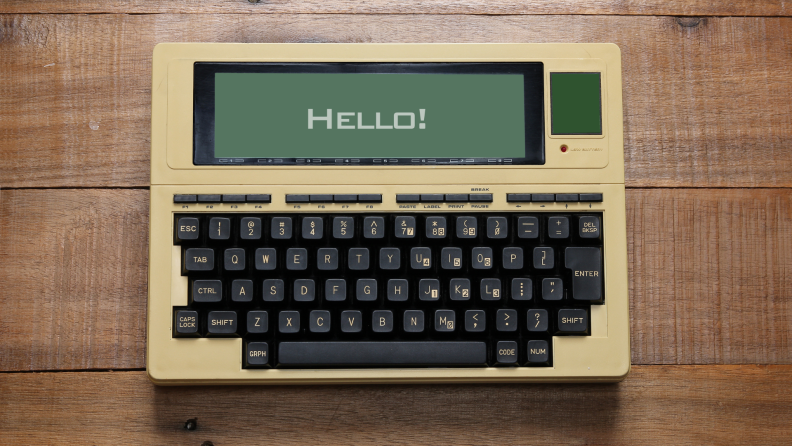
278, 341, 488, 366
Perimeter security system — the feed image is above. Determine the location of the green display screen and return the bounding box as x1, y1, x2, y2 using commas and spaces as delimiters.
550, 72, 602, 135
213, 73, 524, 159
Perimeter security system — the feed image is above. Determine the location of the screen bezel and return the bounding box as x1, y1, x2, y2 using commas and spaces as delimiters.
193, 62, 545, 166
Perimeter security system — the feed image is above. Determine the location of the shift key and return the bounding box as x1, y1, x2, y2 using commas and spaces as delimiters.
557, 309, 588, 334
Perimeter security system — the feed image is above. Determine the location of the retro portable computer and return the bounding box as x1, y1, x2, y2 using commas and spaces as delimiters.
147, 43, 630, 384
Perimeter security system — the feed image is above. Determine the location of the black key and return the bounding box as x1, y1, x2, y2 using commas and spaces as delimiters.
542, 278, 563, 301
333, 216, 354, 239
317, 248, 338, 271
465, 310, 485, 332
578, 216, 601, 239
558, 309, 588, 334
333, 194, 357, 203
445, 194, 468, 202
193, 280, 223, 302
185, 248, 214, 272
277, 341, 487, 366
174, 310, 198, 335
358, 194, 382, 203
532, 193, 554, 202
222, 194, 246, 202
441, 247, 463, 270
555, 193, 579, 202
173, 194, 197, 203
310, 194, 333, 203
480, 278, 502, 301
396, 194, 420, 203
434, 310, 455, 332
309, 310, 331, 333
511, 278, 532, 301
325, 279, 346, 302
302, 217, 323, 239
231, 279, 253, 302
502, 247, 523, 270
527, 309, 548, 332
271, 217, 292, 239
245, 342, 270, 368
565, 247, 603, 301
403, 310, 425, 333
379, 248, 401, 270
517, 216, 539, 239
526, 340, 550, 365
487, 217, 507, 239
372, 310, 394, 333
247, 311, 268, 334
425, 216, 447, 238
395, 216, 416, 238
279, 311, 300, 333
207, 311, 237, 335
285, 194, 309, 203
348, 248, 370, 270
456, 216, 477, 238
472, 247, 493, 269
387, 279, 408, 302
208, 217, 230, 240
356, 279, 378, 302
496, 309, 517, 332
254, 248, 276, 270
340, 310, 362, 333
548, 216, 570, 239
246, 194, 271, 203
450, 278, 471, 301
198, 194, 221, 203
240, 217, 262, 240
533, 247, 554, 269
224, 248, 245, 271
176, 217, 199, 241
579, 193, 603, 202
418, 279, 440, 301
421, 194, 444, 202
410, 247, 432, 269
286, 248, 307, 270
363, 216, 385, 239
294, 279, 315, 302
496, 341, 518, 365
506, 193, 531, 203
262, 279, 284, 302
469, 193, 493, 202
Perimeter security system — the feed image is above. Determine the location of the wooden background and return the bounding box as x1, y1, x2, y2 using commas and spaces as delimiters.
1, 1, 791, 444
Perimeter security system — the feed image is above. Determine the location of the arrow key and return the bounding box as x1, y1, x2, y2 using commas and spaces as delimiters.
465, 310, 486, 333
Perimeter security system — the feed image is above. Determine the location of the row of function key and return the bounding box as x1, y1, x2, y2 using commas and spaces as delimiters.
175, 214, 601, 242
174, 193, 603, 204
175, 308, 588, 337
190, 276, 588, 304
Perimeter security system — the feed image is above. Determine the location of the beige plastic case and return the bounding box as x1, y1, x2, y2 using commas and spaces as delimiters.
148, 43, 630, 384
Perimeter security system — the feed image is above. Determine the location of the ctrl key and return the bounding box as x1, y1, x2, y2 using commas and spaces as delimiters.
174, 310, 199, 337
245, 342, 270, 368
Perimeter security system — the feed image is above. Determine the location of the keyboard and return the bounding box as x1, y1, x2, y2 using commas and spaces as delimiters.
147, 43, 630, 384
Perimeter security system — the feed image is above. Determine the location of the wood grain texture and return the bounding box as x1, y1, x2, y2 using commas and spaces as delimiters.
0, 366, 790, 445
2, 14, 792, 188
0, 189, 148, 371
0, 188, 789, 371
2, 0, 791, 16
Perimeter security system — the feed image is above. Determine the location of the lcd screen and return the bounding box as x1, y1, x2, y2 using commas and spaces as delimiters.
193, 63, 545, 165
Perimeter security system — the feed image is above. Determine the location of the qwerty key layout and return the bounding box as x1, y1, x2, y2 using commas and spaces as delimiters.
173, 212, 603, 368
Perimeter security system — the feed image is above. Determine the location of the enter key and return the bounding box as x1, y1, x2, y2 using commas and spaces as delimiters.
564, 247, 603, 301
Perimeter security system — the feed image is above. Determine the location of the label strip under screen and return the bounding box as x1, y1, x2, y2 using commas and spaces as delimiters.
193, 62, 545, 166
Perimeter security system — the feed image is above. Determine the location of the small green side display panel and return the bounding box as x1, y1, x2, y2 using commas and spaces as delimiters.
550, 72, 602, 135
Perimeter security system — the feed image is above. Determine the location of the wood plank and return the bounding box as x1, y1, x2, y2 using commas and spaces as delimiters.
0, 188, 789, 371
2, 0, 791, 16
0, 366, 790, 444
1, 14, 792, 188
